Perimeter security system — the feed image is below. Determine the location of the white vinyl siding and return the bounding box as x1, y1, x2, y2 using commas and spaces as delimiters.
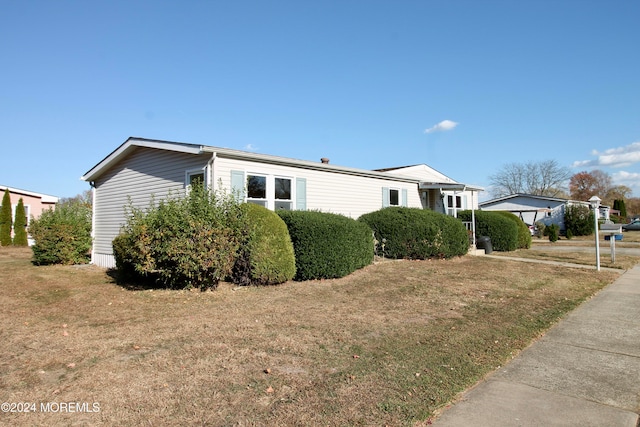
216, 159, 419, 218
92, 146, 210, 267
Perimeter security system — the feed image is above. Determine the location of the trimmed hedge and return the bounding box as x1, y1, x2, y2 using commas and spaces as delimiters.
493, 211, 532, 249
278, 210, 374, 281
358, 207, 469, 259
458, 210, 518, 252
232, 203, 296, 286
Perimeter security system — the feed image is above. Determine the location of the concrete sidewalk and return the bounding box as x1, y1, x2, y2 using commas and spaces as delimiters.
433, 264, 640, 427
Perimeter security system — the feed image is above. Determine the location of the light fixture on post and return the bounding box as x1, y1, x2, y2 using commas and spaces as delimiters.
589, 196, 601, 271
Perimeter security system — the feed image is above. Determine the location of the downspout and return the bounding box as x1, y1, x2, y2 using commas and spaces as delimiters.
207, 151, 217, 190
90, 181, 96, 265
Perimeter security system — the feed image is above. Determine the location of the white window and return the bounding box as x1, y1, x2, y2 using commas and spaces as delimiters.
389, 189, 400, 206
185, 169, 205, 192
231, 171, 301, 211
274, 177, 292, 210
247, 174, 268, 207
446, 194, 465, 217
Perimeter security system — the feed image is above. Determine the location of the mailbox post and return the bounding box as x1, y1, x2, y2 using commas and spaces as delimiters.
589, 196, 601, 271
600, 224, 623, 264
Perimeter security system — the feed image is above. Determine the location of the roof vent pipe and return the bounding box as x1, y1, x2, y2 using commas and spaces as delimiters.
321, 157, 330, 164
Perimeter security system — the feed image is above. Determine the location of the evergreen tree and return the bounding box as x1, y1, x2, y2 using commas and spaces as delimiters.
616, 199, 627, 218
13, 198, 28, 246
0, 189, 12, 246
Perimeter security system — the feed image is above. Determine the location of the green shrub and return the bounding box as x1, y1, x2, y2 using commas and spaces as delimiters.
535, 221, 546, 238
232, 204, 296, 286
546, 223, 559, 242
564, 204, 593, 236
113, 186, 245, 289
458, 210, 518, 252
358, 207, 469, 259
29, 200, 92, 265
12, 198, 28, 246
493, 211, 532, 249
278, 210, 374, 281
0, 189, 11, 246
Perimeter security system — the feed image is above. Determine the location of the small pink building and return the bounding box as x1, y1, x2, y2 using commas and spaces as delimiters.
1, 185, 59, 229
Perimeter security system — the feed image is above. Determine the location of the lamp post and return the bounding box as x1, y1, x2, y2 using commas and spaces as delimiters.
589, 196, 601, 271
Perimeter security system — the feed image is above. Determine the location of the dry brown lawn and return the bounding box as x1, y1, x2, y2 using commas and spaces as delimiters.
0, 246, 627, 426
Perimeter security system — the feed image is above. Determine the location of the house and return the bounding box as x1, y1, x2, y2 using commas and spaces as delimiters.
0, 185, 59, 241
479, 194, 610, 231
81, 137, 484, 268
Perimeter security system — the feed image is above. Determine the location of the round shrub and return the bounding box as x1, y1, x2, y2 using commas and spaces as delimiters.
493, 211, 532, 249
458, 210, 518, 252
277, 210, 374, 281
232, 204, 296, 286
358, 207, 469, 259
29, 200, 92, 265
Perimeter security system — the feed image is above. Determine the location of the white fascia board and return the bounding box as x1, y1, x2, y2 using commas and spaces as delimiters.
81, 137, 204, 182
419, 182, 484, 192
201, 146, 420, 183
0, 186, 59, 203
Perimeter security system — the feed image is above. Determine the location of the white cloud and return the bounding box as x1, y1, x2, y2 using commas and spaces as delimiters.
612, 170, 640, 191
244, 144, 258, 152
572, 141, 640, 168
424, 119, 458, 134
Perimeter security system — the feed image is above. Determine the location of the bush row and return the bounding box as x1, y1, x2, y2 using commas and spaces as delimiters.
112, 189, 476, 288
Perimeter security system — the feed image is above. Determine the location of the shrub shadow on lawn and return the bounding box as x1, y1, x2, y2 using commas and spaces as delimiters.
106, 268, 166, 291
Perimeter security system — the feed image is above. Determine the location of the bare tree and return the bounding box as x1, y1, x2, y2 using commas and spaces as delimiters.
489, 160, 571, 198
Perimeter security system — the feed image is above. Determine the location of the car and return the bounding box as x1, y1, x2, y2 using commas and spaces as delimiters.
622, 219, 640, 231
526, 224, 536, 236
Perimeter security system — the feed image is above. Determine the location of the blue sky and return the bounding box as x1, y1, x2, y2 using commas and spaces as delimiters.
2, 0, 639, 200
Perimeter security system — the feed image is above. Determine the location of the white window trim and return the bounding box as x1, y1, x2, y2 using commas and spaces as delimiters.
246, 173, 269, 207
274, 175, 293, 211
185, 168, 206, 192
245, 173, 296, 211
389, 188, 401, 206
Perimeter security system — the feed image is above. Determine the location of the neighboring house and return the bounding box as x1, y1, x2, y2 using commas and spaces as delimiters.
0, 185, 59, 245
81, 137, 484, 268
479, 194, 610, 231
0, 185, 59, 237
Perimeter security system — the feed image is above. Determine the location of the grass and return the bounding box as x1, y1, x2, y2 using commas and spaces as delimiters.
492, 231, 640, 270
0, 246, 628, 426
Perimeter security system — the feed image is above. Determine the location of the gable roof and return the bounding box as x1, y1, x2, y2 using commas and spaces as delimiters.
82, 137, 484, 191
480, 193, 610, 210
82, 137, 424, 184
480, 193, 569, 207
375, 164, 484, 191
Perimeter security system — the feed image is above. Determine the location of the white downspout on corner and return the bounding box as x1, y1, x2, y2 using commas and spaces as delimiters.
207, 152, 217, 189
90, 182, 96, 265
